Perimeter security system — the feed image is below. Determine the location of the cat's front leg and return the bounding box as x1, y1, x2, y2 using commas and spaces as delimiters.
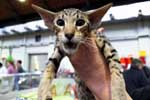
96, 36, 132, 100
38, 47, 64, 100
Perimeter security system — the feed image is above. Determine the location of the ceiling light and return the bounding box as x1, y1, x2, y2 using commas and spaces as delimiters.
18, 0, 26, 3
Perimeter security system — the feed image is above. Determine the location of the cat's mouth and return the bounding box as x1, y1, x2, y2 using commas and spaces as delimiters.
64, 42, 78, 49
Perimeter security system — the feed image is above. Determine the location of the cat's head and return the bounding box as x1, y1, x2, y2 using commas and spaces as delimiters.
32, 3, 112, 55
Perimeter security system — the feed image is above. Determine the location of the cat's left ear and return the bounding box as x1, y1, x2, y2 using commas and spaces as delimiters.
32, 4, 56, 31
86, 3, 112, 28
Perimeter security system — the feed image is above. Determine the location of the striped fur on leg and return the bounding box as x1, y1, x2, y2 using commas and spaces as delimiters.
38, 47, 64, 100
95, 35, 128, 100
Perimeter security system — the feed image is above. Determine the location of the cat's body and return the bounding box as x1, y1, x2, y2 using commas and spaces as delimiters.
32, 3, 132, 100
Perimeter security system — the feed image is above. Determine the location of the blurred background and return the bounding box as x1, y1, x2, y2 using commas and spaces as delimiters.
0, 0, 150, 100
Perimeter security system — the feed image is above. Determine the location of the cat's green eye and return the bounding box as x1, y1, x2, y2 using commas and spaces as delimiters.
56, 19, 65, 26
76, 19, 85, 26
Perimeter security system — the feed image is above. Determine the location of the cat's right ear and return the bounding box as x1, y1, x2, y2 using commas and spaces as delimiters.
32, 4, 56, 30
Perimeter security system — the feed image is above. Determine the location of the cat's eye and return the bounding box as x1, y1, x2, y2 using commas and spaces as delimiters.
76, 19, 85, 26
56, 19, 65, 26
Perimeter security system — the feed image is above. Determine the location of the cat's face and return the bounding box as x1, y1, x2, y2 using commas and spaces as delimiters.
53, 9, 90, 54
32, 3, 112, 55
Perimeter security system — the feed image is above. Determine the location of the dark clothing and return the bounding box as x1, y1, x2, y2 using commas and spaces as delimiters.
14, 66, 25, 90
123, 67, 150, 100
17, 66, 25, 73
143, 66, 150, 80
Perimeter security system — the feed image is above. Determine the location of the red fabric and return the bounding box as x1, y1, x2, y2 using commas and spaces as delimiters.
140, 56, 146, 64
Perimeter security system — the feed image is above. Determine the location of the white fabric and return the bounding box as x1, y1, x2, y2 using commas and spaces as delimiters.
0, 66, 8, 74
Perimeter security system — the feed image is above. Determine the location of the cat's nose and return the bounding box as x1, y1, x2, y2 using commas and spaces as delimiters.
65, 33, 74, 40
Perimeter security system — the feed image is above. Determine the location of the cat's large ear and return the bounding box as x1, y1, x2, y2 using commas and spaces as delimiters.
86, 3, 112, 28
32, 4, 56, 30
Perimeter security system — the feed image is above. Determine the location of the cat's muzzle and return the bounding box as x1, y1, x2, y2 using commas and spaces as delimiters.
64, 41, 78, 49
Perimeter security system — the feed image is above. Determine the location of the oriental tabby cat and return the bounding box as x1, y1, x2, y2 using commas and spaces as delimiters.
32, 3, 132, 100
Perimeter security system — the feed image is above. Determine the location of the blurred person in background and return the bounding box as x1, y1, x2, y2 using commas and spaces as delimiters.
6, 56, 16, 74
16, 60, 25, 73
123, 58, 150, 100
0, 62, 7, 74
133, 58, 150, 81
14, 60, 25, 90
7, 61, 16, 74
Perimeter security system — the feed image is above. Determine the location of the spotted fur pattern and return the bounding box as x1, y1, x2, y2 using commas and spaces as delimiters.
96, 34, 128, 100
32, 3, 132, 100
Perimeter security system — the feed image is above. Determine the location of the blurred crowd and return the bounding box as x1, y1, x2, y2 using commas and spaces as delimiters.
0, 57, 25, 75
